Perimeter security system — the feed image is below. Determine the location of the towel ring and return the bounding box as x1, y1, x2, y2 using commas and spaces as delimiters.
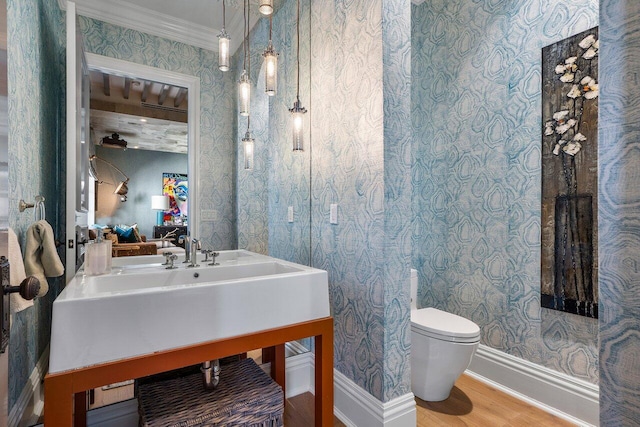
18, 196, 46, 221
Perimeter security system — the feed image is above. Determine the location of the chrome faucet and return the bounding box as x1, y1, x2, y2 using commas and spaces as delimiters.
178, 235, 191, 263
188, 238, 201, 268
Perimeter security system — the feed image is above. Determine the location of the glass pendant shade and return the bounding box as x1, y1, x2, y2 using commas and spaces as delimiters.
263, 42, 278, 96
242, 131, 255, 170
238, 71, 251, 116
290, 98, 307, 151
218, 30, 230, 71
259, 0, 273, 15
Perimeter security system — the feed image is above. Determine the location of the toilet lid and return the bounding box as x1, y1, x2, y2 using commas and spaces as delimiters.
411, 308, 480, 341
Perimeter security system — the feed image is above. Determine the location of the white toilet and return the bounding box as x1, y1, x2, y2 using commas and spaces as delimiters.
410, 269, 480, 401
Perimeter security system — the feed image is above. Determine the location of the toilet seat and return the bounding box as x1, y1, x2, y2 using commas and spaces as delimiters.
411, 307, 480, 343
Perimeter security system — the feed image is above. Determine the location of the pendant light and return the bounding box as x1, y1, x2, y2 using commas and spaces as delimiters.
259, 0, 273, 15
218, 0, 230, 71
263, 14, 278, 96
289, 0, 307, 151
238, 0, 251, 116
242, 118, 255, 170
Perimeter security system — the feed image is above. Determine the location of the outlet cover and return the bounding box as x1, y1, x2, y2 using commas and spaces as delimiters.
330, 204, 338, 224
288, 206, 294, 223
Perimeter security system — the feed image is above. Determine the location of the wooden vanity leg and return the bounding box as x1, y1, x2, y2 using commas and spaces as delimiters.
44, 374, 74, 426
315, 321, 334, 427
74, 391, 87, 427
273, 343, 286, 397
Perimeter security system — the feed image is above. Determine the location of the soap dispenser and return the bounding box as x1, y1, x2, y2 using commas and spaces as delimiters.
85, 229, 112, 276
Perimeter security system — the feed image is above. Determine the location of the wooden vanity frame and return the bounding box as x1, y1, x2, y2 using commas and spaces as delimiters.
44, 317, 334, 426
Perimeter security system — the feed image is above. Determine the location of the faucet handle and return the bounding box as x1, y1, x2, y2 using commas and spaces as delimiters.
201, 249, 213, 262
165, 254, 178, 269
162, 251, 174, 265
208, 251, 220, 266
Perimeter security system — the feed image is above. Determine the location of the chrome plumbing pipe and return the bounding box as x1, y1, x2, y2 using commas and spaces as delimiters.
201, 359, 221, 390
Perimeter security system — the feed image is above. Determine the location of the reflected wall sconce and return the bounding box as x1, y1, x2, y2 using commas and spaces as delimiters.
218, 0, 230, 71
289, 0, 307, 151
89, 154, 130, 202
259, 0, 273, 15
263, 14, 278, 96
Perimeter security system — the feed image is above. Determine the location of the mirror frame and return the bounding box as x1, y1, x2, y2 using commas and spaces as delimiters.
85, 53, 201, 238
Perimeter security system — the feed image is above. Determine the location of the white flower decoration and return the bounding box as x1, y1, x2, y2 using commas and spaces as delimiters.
555, 64, 567, 74
573, 133, 587, 142
553, 110, 570, 121
579, 34, 596, 49
556, 119, 577, 135
584, 87, 599, 99
565, 56, 578, 64
567, 84, 581, 99
553, 144, 561, 155
560, 73, 575, 83
583, 47, 598, 59
562, 141, 582, 156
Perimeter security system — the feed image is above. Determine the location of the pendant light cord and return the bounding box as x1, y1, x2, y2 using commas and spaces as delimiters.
242, 0, 247, 70
269, 12, 272, 42
247, 0, 251, 76
296, 0, 300, 99
222, 0, 226, 29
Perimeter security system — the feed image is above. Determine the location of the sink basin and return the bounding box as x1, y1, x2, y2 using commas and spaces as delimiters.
49, 250, 329, 373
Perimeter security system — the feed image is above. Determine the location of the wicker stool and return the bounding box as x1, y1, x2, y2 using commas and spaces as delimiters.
138, 358, 284, 427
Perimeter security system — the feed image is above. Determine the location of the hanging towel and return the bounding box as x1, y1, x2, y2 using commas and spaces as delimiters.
8, 228, 34, 313
24, 220, 64, 297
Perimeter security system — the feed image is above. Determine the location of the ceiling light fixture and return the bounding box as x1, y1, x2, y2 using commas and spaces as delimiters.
263, 14, 278, 96
218, 0, 230, 71
289, 0, 307, 151
259, 0, 273, 15
238, 0, 251, 116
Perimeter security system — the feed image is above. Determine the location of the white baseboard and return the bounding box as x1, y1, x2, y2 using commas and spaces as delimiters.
334, 370, 416, 427
9, 345, 49, 427
467, 344, 599, 426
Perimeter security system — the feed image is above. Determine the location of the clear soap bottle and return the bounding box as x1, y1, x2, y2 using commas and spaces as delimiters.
85, 229, 112, 276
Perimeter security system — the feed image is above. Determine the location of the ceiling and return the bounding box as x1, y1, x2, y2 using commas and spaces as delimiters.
89, 70, 188, 154
57, 0, 282, 55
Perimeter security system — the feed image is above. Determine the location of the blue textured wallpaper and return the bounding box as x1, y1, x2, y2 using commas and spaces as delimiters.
81, 17, 237, 250
411, 0, 599, 384
599, 1, 640, 424
7, 0, 65, 410
236, 0, 312, 262
310, 0, 412, 402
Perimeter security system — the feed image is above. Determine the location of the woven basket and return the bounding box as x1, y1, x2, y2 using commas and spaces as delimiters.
138, 358, 283, 427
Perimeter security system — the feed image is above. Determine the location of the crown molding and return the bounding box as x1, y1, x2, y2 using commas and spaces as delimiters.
57, 0, 245, 53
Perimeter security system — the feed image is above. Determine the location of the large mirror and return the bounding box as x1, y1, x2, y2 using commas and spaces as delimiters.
83, 53, 200, 254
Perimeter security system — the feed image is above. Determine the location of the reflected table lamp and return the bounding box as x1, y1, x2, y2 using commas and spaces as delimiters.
151, 195, 170, 226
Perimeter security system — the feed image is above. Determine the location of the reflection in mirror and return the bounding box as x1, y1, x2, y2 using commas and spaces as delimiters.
88, 70, 189, 241
81, 54, 200, 252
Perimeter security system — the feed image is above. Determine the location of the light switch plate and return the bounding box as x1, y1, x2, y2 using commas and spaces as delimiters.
330, 204, 338, 224
288, 206, 294, 223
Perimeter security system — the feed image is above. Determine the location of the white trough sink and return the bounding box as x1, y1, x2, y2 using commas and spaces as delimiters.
49, 250, 329, 373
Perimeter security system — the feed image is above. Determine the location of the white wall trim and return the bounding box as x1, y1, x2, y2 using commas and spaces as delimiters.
58, 0, 256, 55
467, 344, 599, 427
334, 370, 416, 427
8, 345, 49, 427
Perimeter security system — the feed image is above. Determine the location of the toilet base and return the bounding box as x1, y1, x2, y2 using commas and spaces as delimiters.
410, 332, 478, 403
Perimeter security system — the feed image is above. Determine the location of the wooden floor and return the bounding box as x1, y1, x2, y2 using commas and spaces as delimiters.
286, 374, 575, 426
